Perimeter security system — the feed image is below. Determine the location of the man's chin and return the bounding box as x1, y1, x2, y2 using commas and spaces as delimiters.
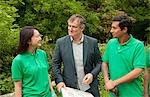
112, 36, 117, 38
69, 34, 74, 37
68, 33, 73, 36
38, 44, 42, 47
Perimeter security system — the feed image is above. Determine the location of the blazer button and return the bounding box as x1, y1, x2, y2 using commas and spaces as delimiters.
75, 73, 77, 76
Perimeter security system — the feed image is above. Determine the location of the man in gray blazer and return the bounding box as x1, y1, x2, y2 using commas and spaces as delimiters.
52, 14, 101, 97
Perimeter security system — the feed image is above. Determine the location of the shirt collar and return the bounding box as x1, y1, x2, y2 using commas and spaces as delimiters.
70, 34, 84, 44
24, 49, 37, 56
118, 34, 133, 46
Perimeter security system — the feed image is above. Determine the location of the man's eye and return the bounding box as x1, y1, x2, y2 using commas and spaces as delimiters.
73, 26, 77, 28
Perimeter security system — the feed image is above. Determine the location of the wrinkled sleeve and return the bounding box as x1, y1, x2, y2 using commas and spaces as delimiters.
133, 42, 146, 68
11, 58, 22, 81
52, 40, 63, 84
43, 51, 50, 71
147, 48, 150, 67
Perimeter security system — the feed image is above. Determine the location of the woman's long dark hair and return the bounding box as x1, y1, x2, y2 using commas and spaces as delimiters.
16, 26, 37, 54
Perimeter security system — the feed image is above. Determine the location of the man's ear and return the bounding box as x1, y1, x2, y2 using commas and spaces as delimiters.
123, 27, 128, 33
81, 28, 84, 32
81, 26, 85, 32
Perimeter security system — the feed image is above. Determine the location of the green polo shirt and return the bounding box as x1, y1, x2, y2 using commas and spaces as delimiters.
147, 48, 150, 95
102, 35, 146, 97
11, 49, 51, 97
147, 48, 150, 67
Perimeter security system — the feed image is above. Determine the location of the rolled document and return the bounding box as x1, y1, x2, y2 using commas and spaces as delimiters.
61, 87, 94, 97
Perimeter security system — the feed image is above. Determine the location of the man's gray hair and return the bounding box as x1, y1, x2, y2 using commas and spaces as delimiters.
68, 14, 86, 30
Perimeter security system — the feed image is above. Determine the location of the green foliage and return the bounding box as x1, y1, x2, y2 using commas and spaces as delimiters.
0, 0, 19, 56
0, 0, 19, 95
98, 72, 110, 97
98, 44, 110, 96
0, 72, 13, 95
13, 0, 100, 41
0, 1, 19, 54
11, 0, 150, 42
0, 0, 149, 95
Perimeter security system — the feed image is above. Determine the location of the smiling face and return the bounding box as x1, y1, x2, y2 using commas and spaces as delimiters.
68, 18, 83, 39
110, 21, 127, 38
29, 29, 42, 48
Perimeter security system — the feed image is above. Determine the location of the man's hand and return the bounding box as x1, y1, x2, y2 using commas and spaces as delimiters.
105, 80, 116, 90
56, 82, 66, 92
82, 73, 93, 85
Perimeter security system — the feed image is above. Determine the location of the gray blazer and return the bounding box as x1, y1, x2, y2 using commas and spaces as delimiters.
52, 35, 101, 97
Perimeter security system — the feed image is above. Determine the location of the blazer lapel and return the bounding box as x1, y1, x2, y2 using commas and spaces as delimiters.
66, 36, 76, 69
83, 36, 88, 66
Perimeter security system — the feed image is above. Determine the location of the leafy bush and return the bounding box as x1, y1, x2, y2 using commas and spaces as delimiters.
0, 0, 19, 95
0, 72, 13, 95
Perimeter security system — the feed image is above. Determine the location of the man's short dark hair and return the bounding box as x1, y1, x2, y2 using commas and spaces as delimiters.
112, 15, 132, 34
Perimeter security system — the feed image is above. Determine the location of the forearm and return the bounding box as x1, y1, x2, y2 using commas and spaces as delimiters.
48, 75, 54, 91
50, 83, 54, 91
102, 62, 109, 83
15, 89, 22, 97
14, 81, 22, 97
91, 62, 101, 79
114, 68, 144, 86
144, 69, 149, 94
147, 68, 150, 79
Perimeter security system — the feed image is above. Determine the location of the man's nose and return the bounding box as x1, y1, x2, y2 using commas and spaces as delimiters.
110, 29, 113, 33
39, 36, 42, 40
69, 26, 73, 31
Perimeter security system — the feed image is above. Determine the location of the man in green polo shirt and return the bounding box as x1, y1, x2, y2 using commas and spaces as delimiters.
102, 15, 146, 97
144, 48, 150, 97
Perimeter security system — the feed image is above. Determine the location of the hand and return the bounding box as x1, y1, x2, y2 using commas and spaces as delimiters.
105, 80, 116, 90
104, 81, 109, 92
82, 73, 93, 85
56, 82, 66, 92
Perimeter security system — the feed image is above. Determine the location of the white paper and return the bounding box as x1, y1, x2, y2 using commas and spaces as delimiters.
61, 87, 94, 97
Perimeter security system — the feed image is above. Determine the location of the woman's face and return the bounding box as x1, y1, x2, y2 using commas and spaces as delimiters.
29, 29, 42, 48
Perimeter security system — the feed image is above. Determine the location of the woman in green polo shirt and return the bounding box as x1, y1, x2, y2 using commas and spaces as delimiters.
144, 48, 150, 97
11, 26, 53, 97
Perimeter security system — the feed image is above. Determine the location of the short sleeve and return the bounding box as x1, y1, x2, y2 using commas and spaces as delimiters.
11, 58, 23, 81
102, 42, 110, 63
147, 48, 150, 67
133, 42, 146, 68
42, 50, 50, 70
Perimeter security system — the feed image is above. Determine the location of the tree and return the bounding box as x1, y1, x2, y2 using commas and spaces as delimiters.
0, 0, 19, 94
0, 0, 19, 69
13, 0, 101, 42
